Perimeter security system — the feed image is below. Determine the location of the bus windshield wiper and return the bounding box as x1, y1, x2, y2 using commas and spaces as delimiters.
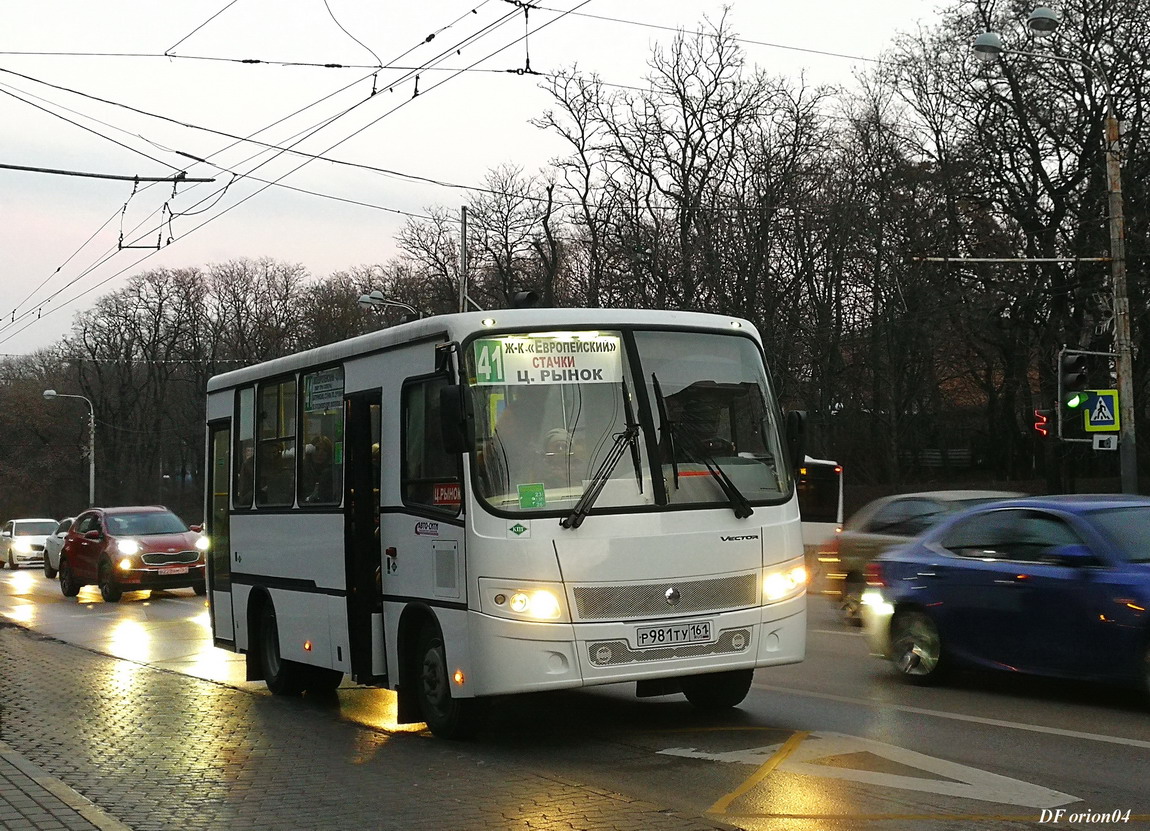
650, 374, 679, 487
621, 380, 643, 492
561, 424, 639, 529
681, 437, 754, 520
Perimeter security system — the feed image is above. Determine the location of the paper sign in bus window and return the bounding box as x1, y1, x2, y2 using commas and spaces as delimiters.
517, 482, 546, 509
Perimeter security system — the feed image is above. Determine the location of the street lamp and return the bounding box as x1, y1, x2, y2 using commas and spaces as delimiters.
43, 389, 96, 507
973, 8, 1137, 493
357, 290, 423, 320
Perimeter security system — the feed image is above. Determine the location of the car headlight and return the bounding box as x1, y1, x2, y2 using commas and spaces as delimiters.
763, 560, 808, 603
860, 589, 894, 618
117, 539, 140, 556
13, 540, 33, 554
195, 536, 210, 551
480, 579, 566, 621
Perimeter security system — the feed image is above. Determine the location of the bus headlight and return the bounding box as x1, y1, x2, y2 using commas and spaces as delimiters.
508, 590, 561, 620
480, 579, 567, 621
763, 561, 807, 603
117, 539, 140, 556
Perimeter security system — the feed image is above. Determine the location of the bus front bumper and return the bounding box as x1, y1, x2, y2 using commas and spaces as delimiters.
463, 594, 806, 697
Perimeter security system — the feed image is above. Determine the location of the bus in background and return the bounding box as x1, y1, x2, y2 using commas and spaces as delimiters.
796, 457, 843, 595
204, 308, 807, 738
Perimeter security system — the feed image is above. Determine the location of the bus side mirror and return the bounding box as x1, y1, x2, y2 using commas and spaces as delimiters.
435, 341, 459, 375
784, 410, 807, 470
439, 385, 471, 455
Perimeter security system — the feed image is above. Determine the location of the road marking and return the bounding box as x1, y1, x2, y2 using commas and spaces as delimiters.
753, 683, 1150, 750
808, 628, 863, 636
666, 731, 1078, 810
707, 730, 808, 814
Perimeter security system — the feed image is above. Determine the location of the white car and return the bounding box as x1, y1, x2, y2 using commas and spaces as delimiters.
1, 518, 59, 569
42, 516, 75, 578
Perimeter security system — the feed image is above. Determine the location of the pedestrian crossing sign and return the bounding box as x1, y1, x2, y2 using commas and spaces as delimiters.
1084, 389, 1119, 432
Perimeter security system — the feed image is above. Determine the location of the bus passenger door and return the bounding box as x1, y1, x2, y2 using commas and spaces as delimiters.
345, 391, 385, 685
207, 422, 235, 646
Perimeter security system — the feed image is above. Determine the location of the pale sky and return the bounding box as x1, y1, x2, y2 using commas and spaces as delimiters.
0, 0, 939, 355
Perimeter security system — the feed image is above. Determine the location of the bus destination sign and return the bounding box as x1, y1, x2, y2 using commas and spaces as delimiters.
472, 333, 622, 386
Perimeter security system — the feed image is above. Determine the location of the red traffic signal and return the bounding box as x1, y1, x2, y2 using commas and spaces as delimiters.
1033, 408, 1051, 437
1060, 352, 1089, 393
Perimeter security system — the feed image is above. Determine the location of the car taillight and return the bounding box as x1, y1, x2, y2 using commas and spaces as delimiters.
864, 560, 886, 587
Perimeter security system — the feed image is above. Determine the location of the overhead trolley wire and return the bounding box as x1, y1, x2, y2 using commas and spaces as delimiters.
0, 0, 557, 345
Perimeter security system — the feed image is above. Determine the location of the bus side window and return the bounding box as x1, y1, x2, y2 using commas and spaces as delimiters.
255, 440, 294, 506
402, 376, 462, 515
233, 387, 256, 509
255, 378, 296, 507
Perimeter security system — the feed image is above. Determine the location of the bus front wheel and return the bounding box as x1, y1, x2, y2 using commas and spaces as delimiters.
415, 626, 484, 740
681, 669, 754, 710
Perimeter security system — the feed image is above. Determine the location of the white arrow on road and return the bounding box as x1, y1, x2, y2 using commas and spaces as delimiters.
661, 731, 1079, 809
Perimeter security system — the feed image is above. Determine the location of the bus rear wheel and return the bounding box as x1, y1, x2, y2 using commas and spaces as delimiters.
681, 669, 754, 710
415, 626, 484, 740
258, 603, 306, 696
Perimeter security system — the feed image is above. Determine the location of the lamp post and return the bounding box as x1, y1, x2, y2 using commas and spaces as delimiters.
974, 8, 1138, 493
357, 290, 423, 320
43, 389, 96, 506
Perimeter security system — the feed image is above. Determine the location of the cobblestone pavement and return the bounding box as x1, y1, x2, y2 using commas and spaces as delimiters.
0, 623, 739, 831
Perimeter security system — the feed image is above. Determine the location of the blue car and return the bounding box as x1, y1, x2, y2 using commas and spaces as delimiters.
862, 495, 1150, 697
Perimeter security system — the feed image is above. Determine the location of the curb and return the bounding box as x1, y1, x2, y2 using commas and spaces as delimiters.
0, 739, 134, 831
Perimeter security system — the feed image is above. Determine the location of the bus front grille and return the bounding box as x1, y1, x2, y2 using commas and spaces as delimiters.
586, 628, 752, 666
572, 573, 757, 620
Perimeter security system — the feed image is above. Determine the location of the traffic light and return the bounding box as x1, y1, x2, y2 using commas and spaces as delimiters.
1060, 351, 1090, 408
1033, 408, 1051, 437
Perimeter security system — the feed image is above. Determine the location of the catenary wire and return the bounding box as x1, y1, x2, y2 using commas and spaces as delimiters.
0, 4, 521, 334
0, 2, 562, 344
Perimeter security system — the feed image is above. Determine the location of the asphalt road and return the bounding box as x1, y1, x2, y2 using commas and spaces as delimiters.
1, 567, 1147, 830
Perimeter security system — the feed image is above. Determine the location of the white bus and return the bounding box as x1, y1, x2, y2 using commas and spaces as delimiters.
204, 308, 808, 738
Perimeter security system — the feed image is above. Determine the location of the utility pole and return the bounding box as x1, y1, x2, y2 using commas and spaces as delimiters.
459, 205, 469, 313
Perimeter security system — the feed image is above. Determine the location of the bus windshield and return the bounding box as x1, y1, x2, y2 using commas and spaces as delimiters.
466, 328, 790, 516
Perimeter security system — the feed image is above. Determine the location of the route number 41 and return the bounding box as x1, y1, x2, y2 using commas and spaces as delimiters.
474, 340, 505, 384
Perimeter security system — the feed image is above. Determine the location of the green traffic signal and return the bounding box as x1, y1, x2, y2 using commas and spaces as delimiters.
1065, 391, 1089, 409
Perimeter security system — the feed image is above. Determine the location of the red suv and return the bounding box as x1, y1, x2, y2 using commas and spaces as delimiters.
58, 506, 207, 602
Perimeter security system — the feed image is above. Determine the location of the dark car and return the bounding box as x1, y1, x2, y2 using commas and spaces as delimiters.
58, 506, 208, 602
862, 495, 1150, 698
823, 490, 1022, 623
